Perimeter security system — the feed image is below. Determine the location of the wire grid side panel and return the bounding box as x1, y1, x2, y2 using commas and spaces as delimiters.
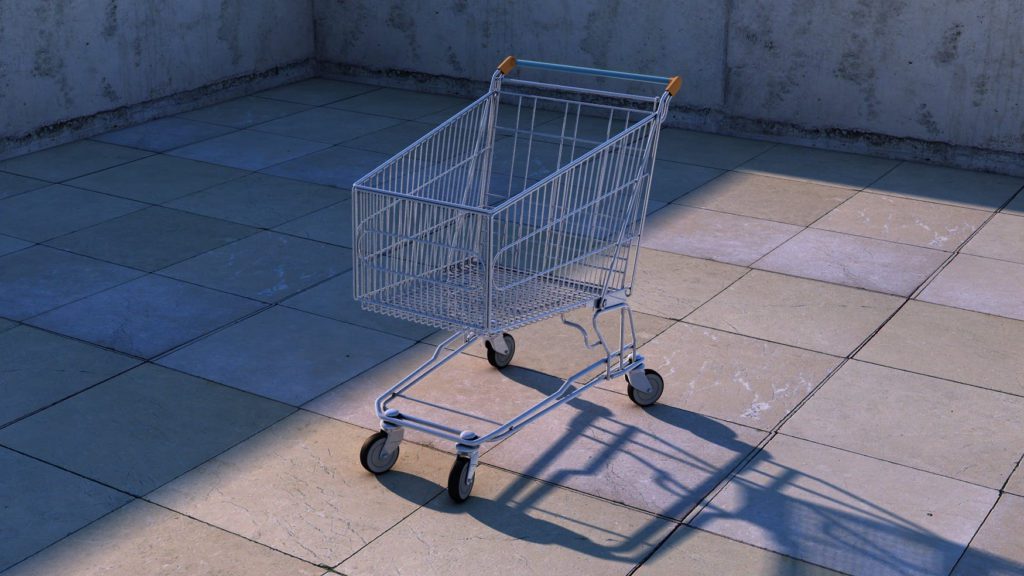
487, 117, 660, 330
361, 93, 499, 210
352, 189, 489, 331
490, 90, 655, 202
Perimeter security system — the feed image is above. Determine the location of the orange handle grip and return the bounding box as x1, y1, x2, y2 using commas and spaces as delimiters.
497, 56, 517, 75
666, 76, 682, 96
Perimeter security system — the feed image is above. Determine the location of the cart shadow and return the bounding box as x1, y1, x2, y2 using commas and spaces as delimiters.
413, 367, 1022, 574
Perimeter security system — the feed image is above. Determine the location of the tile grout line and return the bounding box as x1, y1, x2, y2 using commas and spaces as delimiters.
945, 494, 1004, 576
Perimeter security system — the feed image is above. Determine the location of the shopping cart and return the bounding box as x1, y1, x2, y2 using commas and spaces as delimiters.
353, 56, 681, 501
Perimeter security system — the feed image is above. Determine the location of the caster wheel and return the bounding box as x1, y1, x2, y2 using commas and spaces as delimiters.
359, 431, 400, 474
447, 456, 475, 502
485, 333, 516, 369
626, 369, 664, 407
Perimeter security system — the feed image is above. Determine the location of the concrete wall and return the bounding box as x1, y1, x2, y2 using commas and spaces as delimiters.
0, 0, 315, 157
315, 0, 1024, 174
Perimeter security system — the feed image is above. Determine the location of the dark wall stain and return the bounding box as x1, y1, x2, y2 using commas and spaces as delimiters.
102, 0, 118, 38
581, 0, 622, 68
101, 78, 119, 102
217, 0, 243, 66
917, 103, 940, 136
934, 23, 963, 64
972, 74, 988, 107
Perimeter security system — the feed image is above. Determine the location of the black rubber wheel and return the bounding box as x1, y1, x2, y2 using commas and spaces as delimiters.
485, 333, 516, 369
359, 431, 400, 474
447, 456, 475, 502
626, 369, 664, 407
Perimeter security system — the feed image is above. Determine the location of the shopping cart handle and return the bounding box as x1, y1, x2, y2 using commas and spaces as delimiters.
496, 56, 681, 95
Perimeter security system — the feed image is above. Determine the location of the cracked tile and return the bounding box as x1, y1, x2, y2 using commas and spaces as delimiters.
0, 326, 139, 427
813, 191, 989, 250
754, 228, 948, 296
628, 323, 840, 430
919, 254, 1024, 321
692, 435, 997, 576
0, 447, 132, 572
782, 360, 1024, 489
0, 363, 292, 495
857, 300, 1024, 396
148, 411, 450, 566
642, 205, 802, 266
339, 464, 674, 576
1, 500, 324, 576
686, 270, 902, 356
677, 171, 855, 226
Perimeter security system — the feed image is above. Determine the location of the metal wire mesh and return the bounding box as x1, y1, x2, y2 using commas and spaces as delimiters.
352, 81, 663, 334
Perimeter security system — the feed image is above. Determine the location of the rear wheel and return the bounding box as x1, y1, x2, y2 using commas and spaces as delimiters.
485, 333, 516, 369
626, 369, 664, 407
359, 431, 400, 474
447, 456, 475, 502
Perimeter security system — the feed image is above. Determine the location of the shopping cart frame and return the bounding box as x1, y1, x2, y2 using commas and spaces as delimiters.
354, 57, 680, 501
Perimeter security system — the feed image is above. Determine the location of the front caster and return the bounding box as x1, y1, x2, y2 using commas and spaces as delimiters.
447, 456, 476, 502
359, 431, 400, 474
626, 368, 664, 407
485, 333, 516, 369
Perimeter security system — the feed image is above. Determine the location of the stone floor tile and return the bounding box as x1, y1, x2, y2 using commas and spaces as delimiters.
252, 107, 403, 144
676, 172, 856, 226
919, 254, 1024, 320
962, 212, 1024, 264
328, 88, 472, 120
691, 435, 997, 576
28, 275, 264, 358
91, 117, 235, 152
0, 140, 151, 182
1006, 464, 1024, 496
738, 144, 899, 189
1, 500, 324, 576
648, 160, 724, 204
158, 306, 413, 405
274, 199, 352, 246
0, 171, 48, 200
952, 493, 1024, 576
0, 326, 139, 427
47, 206, 257, 272
489, 137, 591, 180
0, 317, 15, 333
160, 231, 351, 303
754, 228, 948, 296
655, 128, 774, 169
634, 526, 843, 576
0, 363, 292, 495
857, 300, 1024, 396
308, 345, 586, 454
148, 411, 450, 567
0, 447, 132, 572
177, 96, 312, 128
812, 191, 990, 250
262, 146, 389, 188
686, 270, 903, 356
641, 205, 802, 266
629, 323, 840, 430
67, 154, 248, 204
782, 361, 1024, 488
256, 77, 378, 106
0, 246, 144, 321
1005, 190, 1024, 215
339, 120, 435, 155
282, 271, 435, 340
167, 173, 344, 228
482, 386, 765, 518
0, 184, 145, 242
460, 307, 672, 381
338, 464, 674, 576
867, 162, 1024, 210
168, 129, 331, 171
630, 248, 747, 320
0, 234, 31, 257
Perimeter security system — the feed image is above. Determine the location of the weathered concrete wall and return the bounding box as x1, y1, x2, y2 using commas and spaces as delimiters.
0, 0, 315, 157
315, 0, 1024, 174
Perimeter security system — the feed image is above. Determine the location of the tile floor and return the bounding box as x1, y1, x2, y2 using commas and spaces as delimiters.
1, 77, 1023, 575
